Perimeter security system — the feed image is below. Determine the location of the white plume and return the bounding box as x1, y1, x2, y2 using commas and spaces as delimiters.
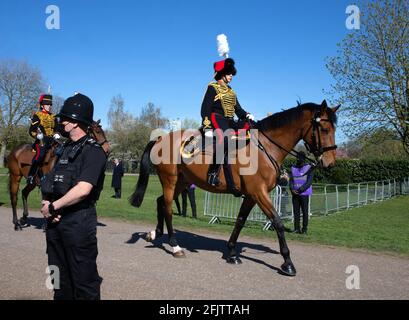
217, 34, 229, 58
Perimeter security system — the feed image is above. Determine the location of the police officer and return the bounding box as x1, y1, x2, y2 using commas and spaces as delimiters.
27, 94, 61, 184
40, 93, 107, 300
201, 57, 255, 186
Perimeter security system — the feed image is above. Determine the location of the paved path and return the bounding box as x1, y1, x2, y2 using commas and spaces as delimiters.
0, 207, 408, 300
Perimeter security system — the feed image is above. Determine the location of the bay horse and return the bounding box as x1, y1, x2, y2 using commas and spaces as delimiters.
130, 101, 339, 276
6, 120, 110, 230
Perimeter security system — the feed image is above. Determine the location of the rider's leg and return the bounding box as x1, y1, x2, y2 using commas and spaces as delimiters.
27, 143, 41, 184
207, 113, 229, 186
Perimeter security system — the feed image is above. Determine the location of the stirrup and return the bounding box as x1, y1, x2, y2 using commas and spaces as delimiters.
26, 176, 35, 185
207, 172, 220, 187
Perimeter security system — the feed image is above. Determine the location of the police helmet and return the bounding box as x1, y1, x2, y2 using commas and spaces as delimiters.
58, 93, 94, 126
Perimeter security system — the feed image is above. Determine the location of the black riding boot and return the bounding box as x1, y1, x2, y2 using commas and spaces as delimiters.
207, 138, 226, 187
27, 162, 39, 185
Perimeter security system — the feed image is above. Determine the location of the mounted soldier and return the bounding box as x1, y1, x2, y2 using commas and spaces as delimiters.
27, 94, 61, 185
201, 34, 255, 187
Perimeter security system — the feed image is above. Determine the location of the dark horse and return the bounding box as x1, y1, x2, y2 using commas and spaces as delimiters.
130, 101, 339, 276
6, 120, 110, 230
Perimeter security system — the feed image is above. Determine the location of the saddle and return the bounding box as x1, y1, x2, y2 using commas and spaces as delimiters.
180, 120, 253, 197
180, 120, 252, 159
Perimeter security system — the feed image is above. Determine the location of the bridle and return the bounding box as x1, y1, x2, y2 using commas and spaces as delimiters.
251, 111, 337, 174
302, 112, 337, 160
90, 123, 110, 155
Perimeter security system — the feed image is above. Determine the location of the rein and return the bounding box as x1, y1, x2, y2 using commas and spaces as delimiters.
89, 124, 110, 155
250, 112, 337, 174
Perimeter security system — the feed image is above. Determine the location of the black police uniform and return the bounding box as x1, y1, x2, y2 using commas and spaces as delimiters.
44, 135, 106, 300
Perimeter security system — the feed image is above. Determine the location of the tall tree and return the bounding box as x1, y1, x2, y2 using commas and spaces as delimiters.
107, 94, 137, 154
181, 118, 200, 130
0, 60, 44, 167
342, 127, 408, 159
139, 102, 169, 129
106, 98, 170, 160
326, 0, 409, 155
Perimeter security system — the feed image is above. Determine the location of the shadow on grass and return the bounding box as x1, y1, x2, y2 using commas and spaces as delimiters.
126, 229, 283, 272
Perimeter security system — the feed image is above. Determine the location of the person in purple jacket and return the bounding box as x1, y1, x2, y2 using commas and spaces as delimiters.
289, 152, 314, 234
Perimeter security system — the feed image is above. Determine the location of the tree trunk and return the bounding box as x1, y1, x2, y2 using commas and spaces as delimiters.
0, 142, 6, 167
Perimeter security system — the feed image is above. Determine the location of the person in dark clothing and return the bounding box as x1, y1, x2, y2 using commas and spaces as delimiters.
201, 56, 255, 187
181, 184, 197, 218
40, 93, 107, 300
174, 197, 182, 215
289, 152, 314, 234
111, 158, 124, 199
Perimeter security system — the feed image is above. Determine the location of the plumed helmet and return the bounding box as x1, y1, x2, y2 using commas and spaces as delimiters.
213, 58, 237, 80
57, 93, 94, 126
39, 94, 53, 106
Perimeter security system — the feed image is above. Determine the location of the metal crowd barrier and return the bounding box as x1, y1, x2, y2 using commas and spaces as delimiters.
203, 177, 409, 228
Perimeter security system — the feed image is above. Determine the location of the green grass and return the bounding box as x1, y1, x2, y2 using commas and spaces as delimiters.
1, 172, 408, 256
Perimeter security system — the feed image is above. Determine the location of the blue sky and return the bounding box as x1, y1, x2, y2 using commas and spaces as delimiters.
1, 0, 354, 136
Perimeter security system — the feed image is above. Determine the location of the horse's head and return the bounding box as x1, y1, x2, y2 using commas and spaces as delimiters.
302, 100, 340, 168
90, 120, 111, 155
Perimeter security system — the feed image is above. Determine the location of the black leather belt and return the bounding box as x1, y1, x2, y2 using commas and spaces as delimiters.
61, 202, 95, 214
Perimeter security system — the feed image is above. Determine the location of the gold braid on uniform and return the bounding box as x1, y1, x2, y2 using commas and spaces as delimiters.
34, 111, 55, 136
202, 116, 211, 129
210, 82, 237, 118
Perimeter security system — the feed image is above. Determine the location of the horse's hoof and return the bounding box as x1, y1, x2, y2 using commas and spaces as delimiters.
145, 232, 154, 242
226, 256, 242, 264
173, 250, 186, 258
280, 262, 297, 276
14, 224, 22, 231
19, 218, 28, 227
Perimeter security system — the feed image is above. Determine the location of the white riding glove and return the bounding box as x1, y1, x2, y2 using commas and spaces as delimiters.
53, 133, 61, 140
204, 130, 213, 138
36, 133, 44, 140
246, 113, 255, 121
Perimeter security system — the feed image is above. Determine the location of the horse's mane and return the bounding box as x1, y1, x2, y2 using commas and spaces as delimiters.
256, 102, 337, 131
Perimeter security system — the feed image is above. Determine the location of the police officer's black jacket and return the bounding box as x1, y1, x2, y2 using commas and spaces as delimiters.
41, 135, 107, 212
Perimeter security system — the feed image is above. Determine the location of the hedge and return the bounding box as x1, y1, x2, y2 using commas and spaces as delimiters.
282, 159, 409, 184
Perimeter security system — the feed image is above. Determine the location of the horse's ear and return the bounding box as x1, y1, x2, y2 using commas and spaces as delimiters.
332, 104, 341, 113
320, 100, 328, 115
97, 119, 101, 125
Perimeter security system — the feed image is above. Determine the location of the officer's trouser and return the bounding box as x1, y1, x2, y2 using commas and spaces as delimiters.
46, 207, 102, 300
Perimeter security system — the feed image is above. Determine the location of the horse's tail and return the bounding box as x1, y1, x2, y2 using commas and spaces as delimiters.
129, 140, 157, 207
